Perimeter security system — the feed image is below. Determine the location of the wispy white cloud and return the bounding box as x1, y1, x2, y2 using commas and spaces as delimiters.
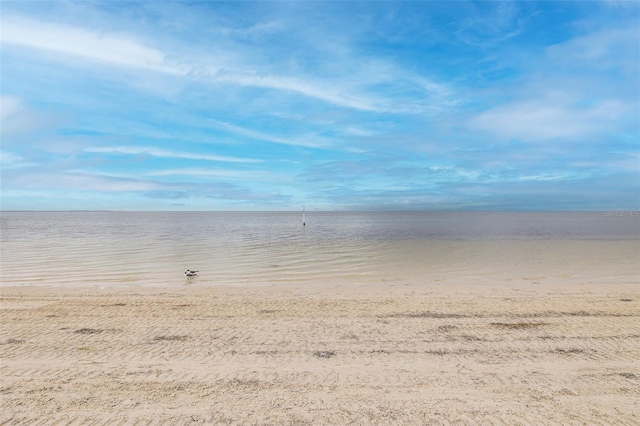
0, 16, 188, 75
344, 126, 377, 137
546, 26, 639, 71
0, 96, 24, 120
0, 151, 36, 169
210, 120, 329, 149
0, 96, 66, 140
146, 168, 287, 182
2, 169, 160, 192
86, 146, 261, 163
212, 71, 386, 112
514, 173, 582, 182
455, 1, 526, 47
470, 99, 629, 141
469, 21, 638, 143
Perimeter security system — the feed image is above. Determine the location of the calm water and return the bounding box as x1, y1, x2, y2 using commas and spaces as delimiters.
1, 211, 638, 287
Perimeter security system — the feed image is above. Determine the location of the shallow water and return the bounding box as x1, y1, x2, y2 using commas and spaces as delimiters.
1, 211, 638, 287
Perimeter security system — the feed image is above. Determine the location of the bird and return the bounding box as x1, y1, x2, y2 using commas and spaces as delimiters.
185, 269, 198, 277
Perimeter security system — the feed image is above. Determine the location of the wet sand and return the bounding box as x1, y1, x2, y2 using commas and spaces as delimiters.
1, 281, 639, 424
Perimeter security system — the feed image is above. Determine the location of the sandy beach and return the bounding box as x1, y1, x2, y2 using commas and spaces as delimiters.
1, 281, 638, 425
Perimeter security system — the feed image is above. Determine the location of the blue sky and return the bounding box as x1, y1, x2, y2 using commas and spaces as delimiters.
1, 1, 638, 211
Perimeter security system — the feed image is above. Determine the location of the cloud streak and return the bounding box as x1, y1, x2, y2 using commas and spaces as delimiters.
210, 120, 328, 149
470, 99, 629, 141
85, 146, 261, 163
0, 16, 187, 75
146, 168, 287, 182
212, 71, 386, 112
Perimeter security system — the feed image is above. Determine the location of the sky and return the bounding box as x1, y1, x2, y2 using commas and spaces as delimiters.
1, 1, 638, 211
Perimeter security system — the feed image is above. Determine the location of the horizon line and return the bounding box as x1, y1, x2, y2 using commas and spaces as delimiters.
2, 209, 636, 213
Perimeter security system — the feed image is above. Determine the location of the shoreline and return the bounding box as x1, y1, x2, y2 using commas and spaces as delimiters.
2, 276, 639, 295
2, 281, 639, 424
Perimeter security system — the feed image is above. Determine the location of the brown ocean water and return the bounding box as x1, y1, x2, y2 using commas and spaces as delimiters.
1, 211, 638, 287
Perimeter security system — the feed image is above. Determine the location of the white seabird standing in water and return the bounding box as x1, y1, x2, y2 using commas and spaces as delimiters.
185, 269, 198, 277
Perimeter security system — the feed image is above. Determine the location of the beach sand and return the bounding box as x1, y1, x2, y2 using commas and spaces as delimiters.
1, 281, 638, 425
